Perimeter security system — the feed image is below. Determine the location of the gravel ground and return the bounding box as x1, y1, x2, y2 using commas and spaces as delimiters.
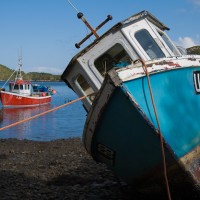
0, 137, 199, 200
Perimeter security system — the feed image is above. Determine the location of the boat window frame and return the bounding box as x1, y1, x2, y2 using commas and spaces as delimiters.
85, 37, 135, 84
134, 29, 165, 60
25, 84, 30, 90
90, 40, 132, 79
155, 28, 181, 57
13, 84, 19, 90
9, 83, 12, 91
126, 19, 173, 60
75, 73, 95, 103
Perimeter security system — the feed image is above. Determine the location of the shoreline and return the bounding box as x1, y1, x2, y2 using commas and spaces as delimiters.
0, 137, 199, 199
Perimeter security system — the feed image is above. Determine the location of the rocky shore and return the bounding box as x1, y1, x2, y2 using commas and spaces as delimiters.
0, 137, 199, 200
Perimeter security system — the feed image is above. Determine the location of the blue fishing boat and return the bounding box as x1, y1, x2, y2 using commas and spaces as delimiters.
61, 10, 200, 192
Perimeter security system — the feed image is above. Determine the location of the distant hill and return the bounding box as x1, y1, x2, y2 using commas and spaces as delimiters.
187, 46, 200, 55
0, 64, 15, 80
25, 72, 61, 81
0, 64, 61, 81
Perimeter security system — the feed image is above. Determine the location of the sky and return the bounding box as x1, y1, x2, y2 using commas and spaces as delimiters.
0, 0, 200, 75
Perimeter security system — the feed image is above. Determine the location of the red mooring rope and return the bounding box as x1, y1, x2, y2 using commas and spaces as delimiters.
0, 94, 90, 132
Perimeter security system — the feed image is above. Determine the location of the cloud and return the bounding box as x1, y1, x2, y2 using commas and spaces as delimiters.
189, 0, 200, 6
176, 37, 199, 48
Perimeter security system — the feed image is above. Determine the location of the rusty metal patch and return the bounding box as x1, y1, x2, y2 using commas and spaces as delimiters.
180, 144, 200, 184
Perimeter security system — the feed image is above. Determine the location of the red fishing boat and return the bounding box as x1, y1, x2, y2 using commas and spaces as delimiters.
0, 57, 55, 108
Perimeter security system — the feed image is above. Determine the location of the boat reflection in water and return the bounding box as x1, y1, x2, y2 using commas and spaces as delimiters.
0, 109, 3, 122
0, 104, 51, 140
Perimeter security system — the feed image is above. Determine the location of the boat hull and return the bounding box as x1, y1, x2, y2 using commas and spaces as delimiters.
0, 91, 51, 108
83, 66, 200, 188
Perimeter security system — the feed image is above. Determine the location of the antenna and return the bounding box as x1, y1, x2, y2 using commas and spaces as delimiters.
75, 13, 112, 48
66, 0, 112, 48
67, 0, 79, 13
18, 48, 23, 80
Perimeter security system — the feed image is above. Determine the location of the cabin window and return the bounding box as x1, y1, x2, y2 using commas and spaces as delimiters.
76, 74, 95, 102
20, 85, 23, 90
135, 29, 165, 59
14, 84, 19, 90
158, 31, 180, 56
25, 84, 29, 90
94, 43, 132, 77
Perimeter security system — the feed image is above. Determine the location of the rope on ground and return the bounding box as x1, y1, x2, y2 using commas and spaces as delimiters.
134, 59, 172, 200
0, 93, 95, 132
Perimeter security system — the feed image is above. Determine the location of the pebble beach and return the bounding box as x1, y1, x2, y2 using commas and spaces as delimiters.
0, 137, 199, 200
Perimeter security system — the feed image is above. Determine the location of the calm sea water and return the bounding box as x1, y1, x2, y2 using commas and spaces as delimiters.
0, 81, 86, 141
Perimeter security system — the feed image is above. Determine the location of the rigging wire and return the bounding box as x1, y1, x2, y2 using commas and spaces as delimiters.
66, 0, 93, 44
1, 67, 18, 89
2, 49, 24, 89
67, 0, 79, 13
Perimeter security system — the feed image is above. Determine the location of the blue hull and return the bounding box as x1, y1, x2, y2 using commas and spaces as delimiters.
85, 66, 200, 185
91, 87, 173, 183
124, 66, 200, 158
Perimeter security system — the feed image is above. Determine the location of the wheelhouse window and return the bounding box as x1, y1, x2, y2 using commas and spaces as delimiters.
25, 84, 30, 90
9, 83, 12, 90
14, 84, 19, 90
135, 29, 165, 59
158, 31, 180, 56
76, 74, 95, 102
94, 44, 132, 77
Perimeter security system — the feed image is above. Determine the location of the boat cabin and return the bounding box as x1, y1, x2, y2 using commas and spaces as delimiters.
61, 10, 183, 111
9, 80, 31, 95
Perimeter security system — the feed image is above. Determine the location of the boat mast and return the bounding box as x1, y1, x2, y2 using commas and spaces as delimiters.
17, 49, 23, 80
12, 49, 23, 90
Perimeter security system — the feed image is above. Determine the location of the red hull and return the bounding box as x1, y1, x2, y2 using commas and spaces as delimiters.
0, 91, 51, 108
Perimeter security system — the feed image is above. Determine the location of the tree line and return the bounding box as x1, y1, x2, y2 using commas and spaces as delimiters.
187, 46, 200, 55
0, 64, 61, 81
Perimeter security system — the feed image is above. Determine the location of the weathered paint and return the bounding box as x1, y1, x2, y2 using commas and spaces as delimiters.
180, 144, 200, 185
89, 86, 173, 183
62, 8, 200, 189
124, 66, 200, 158
82, 65, 200, 186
